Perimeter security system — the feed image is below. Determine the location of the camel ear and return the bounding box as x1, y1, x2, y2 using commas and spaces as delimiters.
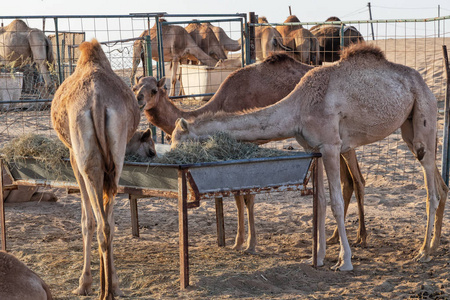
176, 118, 189, 133
157, 77, 166, 88
141, 128, 152, 142
135, 75, 143, 83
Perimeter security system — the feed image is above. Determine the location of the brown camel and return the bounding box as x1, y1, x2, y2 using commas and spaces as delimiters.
133, 53, 367, 252
51, 39, 140, 299
125, 128, 157, 159
171, 43, 448, 271
310, 16, 364, 62
276, 15, 320, 65
0, 19, 55, 90
185, 22, 227, 63
130, 19, 217, 95
208, 23, 241, 55
254, 17, 292, 61
0, 251, 53, 300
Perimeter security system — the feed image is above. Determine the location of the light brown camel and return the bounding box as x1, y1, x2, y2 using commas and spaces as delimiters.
310, 16, 364, 63
171, 43, 448, 271
125, 128, 157, 158
133, 53, 367, 252
51, 39, 140, 299
130, 19, 217, 95
0, 19, 55, 90
0, 251, 53, 300
254, 17, 292, 61
207, 23, 241, 55
276, 15, 320, 65
185, 22, 227, 63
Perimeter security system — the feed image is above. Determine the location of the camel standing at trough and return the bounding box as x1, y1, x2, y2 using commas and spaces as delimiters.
0, 251, 53, 300
0, 19, 55, 90
130, 20, 217, 94
171, 43, 448, 271
185, 22, 227, 63
254, 17, 292, 61
133, 53, 367, 252
51, 39, 141, 299
276, 15, 320, 65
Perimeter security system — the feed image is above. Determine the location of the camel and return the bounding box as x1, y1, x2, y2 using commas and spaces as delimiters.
125, 128, 157, 158
130, 19, 217, 95
0, 251, 53, 300
51, 39, 140, 299
254, 17, 292, 61
276, 15, 320, 65
0, 19, 55, 90
208, 23, 241, 56
184, 22, 227, 63
171, 43, 448, 271
310, 16, 364, 63
133, 53, 367, 251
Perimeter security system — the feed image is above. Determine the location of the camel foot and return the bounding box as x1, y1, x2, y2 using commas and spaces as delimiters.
330, 258, 353, 271
430, 238, 440, 253
243, 247, 257, 255
302, 257, 324, 267
352, 237, 367, 248
72, 285, 92, 296
113, 286, 124, 297
327, 234, 340, 245
232, 243, 243, 251
414, 251, 432, 263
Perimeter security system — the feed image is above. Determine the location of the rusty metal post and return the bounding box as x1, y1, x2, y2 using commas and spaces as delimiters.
0, 159, 6, 251
312, 158, 318, 268
129, 194, 140, 237
215, 197, 225, 247
178, 169, 189, 289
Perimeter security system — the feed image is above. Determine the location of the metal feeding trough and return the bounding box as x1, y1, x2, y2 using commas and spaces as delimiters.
0, 148, 320, 289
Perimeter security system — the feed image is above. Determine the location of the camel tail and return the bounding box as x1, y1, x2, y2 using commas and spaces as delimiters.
91, 96, 118, 205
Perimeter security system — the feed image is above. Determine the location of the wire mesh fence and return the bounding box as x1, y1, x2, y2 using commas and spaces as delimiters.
0, 13, 449, 189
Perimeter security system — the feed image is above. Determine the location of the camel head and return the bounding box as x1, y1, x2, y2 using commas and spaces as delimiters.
126, 128, 157, 158
171, 118, 197, 149
132, 76, 166, 110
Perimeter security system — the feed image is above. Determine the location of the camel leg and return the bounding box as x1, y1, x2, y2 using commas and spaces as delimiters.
130, 40, 143, 86
232, 195, 245, 251
322, 145, 353, 271
170, 59, 179, 97
243, 194, 256, 254
400, 119, 445, 262
70, 153, 95, 296
430, 165, 448, 251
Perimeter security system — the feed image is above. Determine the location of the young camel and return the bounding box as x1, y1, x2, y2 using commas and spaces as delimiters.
133, 53, 367, 252
51, 39, 140, 299
0, 251, 53, 300
171, 43, 448, 271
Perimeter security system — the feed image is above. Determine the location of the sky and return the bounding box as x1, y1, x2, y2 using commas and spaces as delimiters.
2, 0, 450, 24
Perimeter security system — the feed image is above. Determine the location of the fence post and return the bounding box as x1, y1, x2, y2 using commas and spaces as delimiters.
53, 17, 63, 85
441, 45, 450, 184
248, 12, 256, 64
144, 35, 153, 77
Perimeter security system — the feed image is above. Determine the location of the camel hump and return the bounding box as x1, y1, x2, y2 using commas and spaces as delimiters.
6, 19, 30, 31
78, 39, 107, 66
264, 52, 296, 64
340, 43, 385, 61
284, 15, 301, 23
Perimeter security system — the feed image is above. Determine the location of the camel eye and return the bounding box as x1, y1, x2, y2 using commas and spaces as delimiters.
151, 89, 157, 95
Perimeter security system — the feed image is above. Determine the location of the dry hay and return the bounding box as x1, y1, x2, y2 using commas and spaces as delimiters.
153, 132, 295, 164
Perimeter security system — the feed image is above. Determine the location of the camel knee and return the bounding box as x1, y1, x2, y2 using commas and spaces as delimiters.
414, 142, 426, 161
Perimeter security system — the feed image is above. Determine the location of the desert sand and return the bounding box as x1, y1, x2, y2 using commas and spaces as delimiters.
1, 37, 449, 299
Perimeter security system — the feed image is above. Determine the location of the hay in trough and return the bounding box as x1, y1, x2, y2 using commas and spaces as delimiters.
153, 132, 294, 164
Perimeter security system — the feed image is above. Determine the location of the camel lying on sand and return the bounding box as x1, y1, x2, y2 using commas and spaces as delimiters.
0, 19, 54, 91
171, 43, 448, 270
0, 251, 53, 300
51, 39, 141, 299
133, 53, 368, 252
130, 20, 217, 95
310, 16, 364, 63
254, 17, 292, 61
276, 15, 320, 65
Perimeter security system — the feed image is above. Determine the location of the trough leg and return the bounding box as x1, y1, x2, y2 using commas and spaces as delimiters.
215, 197, 225, 247
178, 170, 189, 289
313, 157, 318, 268
129, 195, 140, 237
0, 159, 6, 251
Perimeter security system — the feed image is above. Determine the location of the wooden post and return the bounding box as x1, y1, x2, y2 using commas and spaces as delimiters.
215, 197, 225, 247
0, 159, 6, 251
441, 45, 450, 184
248, 12, 256, 64
129, 195, 140, 237
178, 170, 189, 289
312, 158, 318, 268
